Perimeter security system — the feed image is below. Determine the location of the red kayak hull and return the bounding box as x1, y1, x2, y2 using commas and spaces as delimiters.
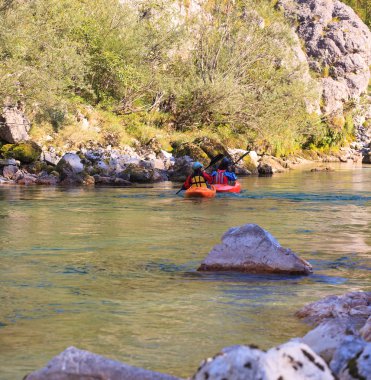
185, 185, 216, 198
213, 181, 241, 193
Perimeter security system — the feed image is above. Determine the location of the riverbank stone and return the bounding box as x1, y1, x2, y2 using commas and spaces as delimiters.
198, 224, 313, 274
296, 291, 371, 327
299, 318, 359, 363
24, 346, 181, 380
330, 336, 371, 380
360, 316, 371, 342
192, 342, 334, 380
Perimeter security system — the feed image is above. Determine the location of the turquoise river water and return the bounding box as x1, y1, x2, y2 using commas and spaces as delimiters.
0, 163, 370, 379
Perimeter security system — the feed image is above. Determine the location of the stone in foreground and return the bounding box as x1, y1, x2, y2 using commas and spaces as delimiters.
299, 318, 358, 363
198, 224, 312, 274
25, 346, 180, 380
192, 342, 334, 380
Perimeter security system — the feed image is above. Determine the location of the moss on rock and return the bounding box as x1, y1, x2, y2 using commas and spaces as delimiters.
172, 142, 209, 164
0, 141, 41, 163
242, 155, 258, 173
193, 137, 229, 159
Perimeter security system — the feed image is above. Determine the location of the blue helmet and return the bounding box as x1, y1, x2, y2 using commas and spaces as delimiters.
192, 161, 203, 170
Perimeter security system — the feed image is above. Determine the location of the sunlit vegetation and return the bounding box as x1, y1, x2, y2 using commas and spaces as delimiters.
0, 0, 362, 156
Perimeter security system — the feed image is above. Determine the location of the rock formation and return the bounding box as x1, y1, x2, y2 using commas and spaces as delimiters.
198, 224, 313, 274
277, 0, 371, 118
0, 106, 31, 143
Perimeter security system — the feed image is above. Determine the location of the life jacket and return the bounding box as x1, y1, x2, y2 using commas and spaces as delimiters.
213, 170, 228, 185
190, 174, 208, 188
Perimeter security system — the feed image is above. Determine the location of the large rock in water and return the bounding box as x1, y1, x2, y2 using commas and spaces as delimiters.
0, 106, 31, 143
198, 224, 312, 274
277, 0, 371, 116
25, 346, 180, 380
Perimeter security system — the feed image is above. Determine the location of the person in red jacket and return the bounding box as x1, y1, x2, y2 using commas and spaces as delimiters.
182, 162, 213, 190
212, 157, 237, 185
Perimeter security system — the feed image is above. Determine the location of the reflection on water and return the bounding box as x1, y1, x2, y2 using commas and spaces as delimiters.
0, 165, 370, 378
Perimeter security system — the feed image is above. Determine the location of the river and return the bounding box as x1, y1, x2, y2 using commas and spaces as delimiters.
0, 164, 370, 379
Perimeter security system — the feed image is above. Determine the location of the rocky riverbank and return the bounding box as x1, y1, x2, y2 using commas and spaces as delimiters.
24, 291, 370, 380
0, 104, 370, 187
0, 140, 366, 187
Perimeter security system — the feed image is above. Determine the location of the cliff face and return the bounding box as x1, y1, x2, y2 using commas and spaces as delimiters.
277, 0, 371, 117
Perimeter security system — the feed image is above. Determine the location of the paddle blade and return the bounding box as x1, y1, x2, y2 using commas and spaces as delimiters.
205, 153, 225, 170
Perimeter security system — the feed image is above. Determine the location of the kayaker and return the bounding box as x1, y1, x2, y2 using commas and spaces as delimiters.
212, 157, 237, 185
182, 162, 213, 190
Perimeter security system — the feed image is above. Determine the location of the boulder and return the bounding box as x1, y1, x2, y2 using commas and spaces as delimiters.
192, 345, 266, 380
192, 342, 334, 380
0, 158, 19, 166
16, 173, 37, 185
300, 318, 358, 363
56, 153, 84, 176
42, 149, 61, 166
93, 175, 132, 186
296, 292, 371, 326
24, 346, 180, 380
168, 156, 193, 182
2, 165, 19, 180
362, 151, 371, 164
264, 341, 334, 380
0, 105, 31, 143
360, 316, 371, 342
198, 224, 313, 274
258, 156, 286, 176
193, 136, 229, 159
60, 173, 95, 186
36, 174, 59, 186
172, 142, 209, 164
330, 336, 371, 380
1, 141, 42, 163
123, 164, 153, 183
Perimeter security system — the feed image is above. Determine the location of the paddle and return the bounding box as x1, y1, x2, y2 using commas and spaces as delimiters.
232, 151, 249, 166
175, 153, 225, 194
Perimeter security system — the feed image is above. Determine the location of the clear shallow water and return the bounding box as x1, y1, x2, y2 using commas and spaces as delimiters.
0, 164, 370, 379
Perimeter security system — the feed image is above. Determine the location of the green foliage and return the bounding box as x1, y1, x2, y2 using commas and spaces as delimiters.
342, 0, 371, 27
0, 0, 343, 156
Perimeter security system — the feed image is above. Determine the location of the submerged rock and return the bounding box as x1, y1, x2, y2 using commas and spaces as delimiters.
192, 342, 334, 380
24, 346, 180, 380
198, 224, 312, 274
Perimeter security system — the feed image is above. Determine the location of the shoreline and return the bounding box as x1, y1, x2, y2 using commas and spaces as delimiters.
0, 140, 367, 187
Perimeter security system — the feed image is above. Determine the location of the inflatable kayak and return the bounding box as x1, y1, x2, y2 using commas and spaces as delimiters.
213, 181, 241, 193
185, 185, 216, 198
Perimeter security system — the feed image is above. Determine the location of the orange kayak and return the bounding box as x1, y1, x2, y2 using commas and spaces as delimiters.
213, 181, 241, 193
185, 185, 216, 198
